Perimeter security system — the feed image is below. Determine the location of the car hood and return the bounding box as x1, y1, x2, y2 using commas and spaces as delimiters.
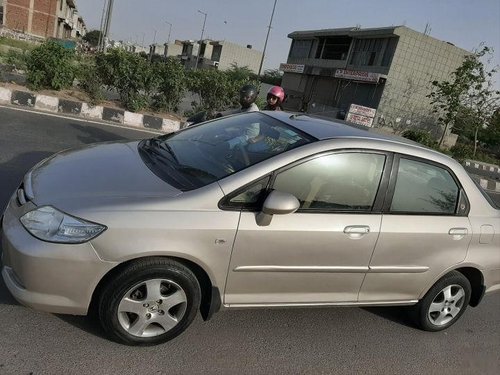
27, 141, 182, 209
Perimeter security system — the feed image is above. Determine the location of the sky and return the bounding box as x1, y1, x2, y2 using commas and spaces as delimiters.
77, 0, 500, 76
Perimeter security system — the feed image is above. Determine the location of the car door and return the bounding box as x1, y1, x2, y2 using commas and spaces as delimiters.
359, 155, 472, 302
223, 150, 391, 306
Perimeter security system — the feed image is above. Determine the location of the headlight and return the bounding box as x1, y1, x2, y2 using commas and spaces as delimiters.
20, 206, 106, 244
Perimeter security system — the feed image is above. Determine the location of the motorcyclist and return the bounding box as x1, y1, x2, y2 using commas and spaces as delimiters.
214, 83, 260, 119
264, 86, 285, 111
238, 84, 260, 112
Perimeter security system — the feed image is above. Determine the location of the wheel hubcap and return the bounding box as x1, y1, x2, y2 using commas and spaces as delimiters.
117, 279, 188, 338
428, 284, 465, 326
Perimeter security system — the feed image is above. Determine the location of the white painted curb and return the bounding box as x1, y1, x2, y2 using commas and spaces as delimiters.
162, 118, 181, 133
0, 87, 12, 104
2, 88, 183, 133
34, 94, 59, 112
479, 178, 500, 192
81, 103, 103, 119
124, 112, 144, 127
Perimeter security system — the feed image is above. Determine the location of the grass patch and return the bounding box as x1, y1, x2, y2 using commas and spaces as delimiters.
0, 37, 38, 51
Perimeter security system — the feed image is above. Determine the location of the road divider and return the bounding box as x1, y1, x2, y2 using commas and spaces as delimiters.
0, 87, 181, 134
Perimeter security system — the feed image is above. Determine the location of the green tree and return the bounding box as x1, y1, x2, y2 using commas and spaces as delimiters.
226, 63, 255, 81
428, 46, 500, 154
484, 109, 500, 147
261, 68, 283, 86
27, 41, 75, 90
83, 30, 102, 47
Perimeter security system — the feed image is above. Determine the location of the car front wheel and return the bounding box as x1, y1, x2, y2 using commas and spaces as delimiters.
414, 271, 471, 331
98, 258, 201, 345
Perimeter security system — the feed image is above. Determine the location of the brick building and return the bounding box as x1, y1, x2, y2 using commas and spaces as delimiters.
1, 0, 86, 39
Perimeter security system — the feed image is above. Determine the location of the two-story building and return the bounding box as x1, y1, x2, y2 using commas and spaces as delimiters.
178, 39, 263, 73
1, 0, 86, 39
281, 26, 468, 132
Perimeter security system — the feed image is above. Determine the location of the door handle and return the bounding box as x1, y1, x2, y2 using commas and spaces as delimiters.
448, 228, 468, 236
344, 225, 370, 239
448, 228, 468, 240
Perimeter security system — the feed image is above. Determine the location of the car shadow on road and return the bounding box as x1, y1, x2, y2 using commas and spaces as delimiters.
54, 314, 110, 341
0, 275, 19, 306
362, 306, 417, 329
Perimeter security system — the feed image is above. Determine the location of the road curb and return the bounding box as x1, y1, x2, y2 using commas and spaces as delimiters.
1, 87, 181, 134
464, 160, 500, 174
464, 160, 500, 192
477, 178, 500, 193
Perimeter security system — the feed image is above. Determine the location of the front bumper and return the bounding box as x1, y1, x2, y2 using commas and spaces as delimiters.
1, 195, 117, 315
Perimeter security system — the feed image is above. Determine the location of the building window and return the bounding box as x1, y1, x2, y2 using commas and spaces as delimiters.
60, 0, 64, 11
290, 39, 313, 58
0, 6, 3, 25
199, 42, 206, 57
381, 37, 398, 66
211, 45, 222, 62
349, 38, 385, 66
315, 36, 352, 60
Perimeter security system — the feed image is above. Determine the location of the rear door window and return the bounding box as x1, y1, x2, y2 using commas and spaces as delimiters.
390, 158, 460, 214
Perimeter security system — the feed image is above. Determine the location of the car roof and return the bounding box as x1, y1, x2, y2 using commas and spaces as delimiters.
262, 110, 418, 145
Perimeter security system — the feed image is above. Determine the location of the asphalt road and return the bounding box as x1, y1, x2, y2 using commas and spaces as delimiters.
0, 106, 499, 375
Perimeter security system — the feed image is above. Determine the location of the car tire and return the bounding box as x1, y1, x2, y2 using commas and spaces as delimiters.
98, 257, 201, 346
413, 271, 471, 332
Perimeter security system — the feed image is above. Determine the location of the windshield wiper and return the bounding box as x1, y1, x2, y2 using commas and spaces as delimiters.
145, 138, 179, 163
174, 165, 218, 181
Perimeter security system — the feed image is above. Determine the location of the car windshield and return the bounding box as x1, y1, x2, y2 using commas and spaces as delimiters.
138, 112, 314, 191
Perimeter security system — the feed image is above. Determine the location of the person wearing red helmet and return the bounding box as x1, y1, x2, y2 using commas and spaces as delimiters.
264, 86, 285, 111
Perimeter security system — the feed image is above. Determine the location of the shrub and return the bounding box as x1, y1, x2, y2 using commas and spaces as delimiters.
5, 49, 29, 70
187, 68, 260, 117
95, 49, 156, 112
260, 69, 283, 86
450, 143, 499, 164
26, 41, 75, 90
152, 58, 187, 112
402, 129, 438, 148
77, 60, 104, 106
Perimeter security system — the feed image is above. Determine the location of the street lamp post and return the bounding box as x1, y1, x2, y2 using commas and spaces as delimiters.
258, 0, 278, 76
165, 21, 172, 44
102, 0, 114, 52
194, 10, 207, 71
152, 29, 157, 45
149, 29, 157, 62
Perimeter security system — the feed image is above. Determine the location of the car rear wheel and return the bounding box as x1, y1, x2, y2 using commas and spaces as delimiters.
414, 271, 471, 331
98, 258, 201, 345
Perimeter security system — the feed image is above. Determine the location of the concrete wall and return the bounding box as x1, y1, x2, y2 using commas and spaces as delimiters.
216, 41, 262, 73
166, 42, 183, 57
376, 26, 468, 133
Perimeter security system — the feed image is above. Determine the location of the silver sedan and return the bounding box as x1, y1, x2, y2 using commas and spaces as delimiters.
2, 111, 499, 345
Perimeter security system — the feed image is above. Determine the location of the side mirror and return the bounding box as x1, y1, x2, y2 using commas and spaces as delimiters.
256, 190, 300, 226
